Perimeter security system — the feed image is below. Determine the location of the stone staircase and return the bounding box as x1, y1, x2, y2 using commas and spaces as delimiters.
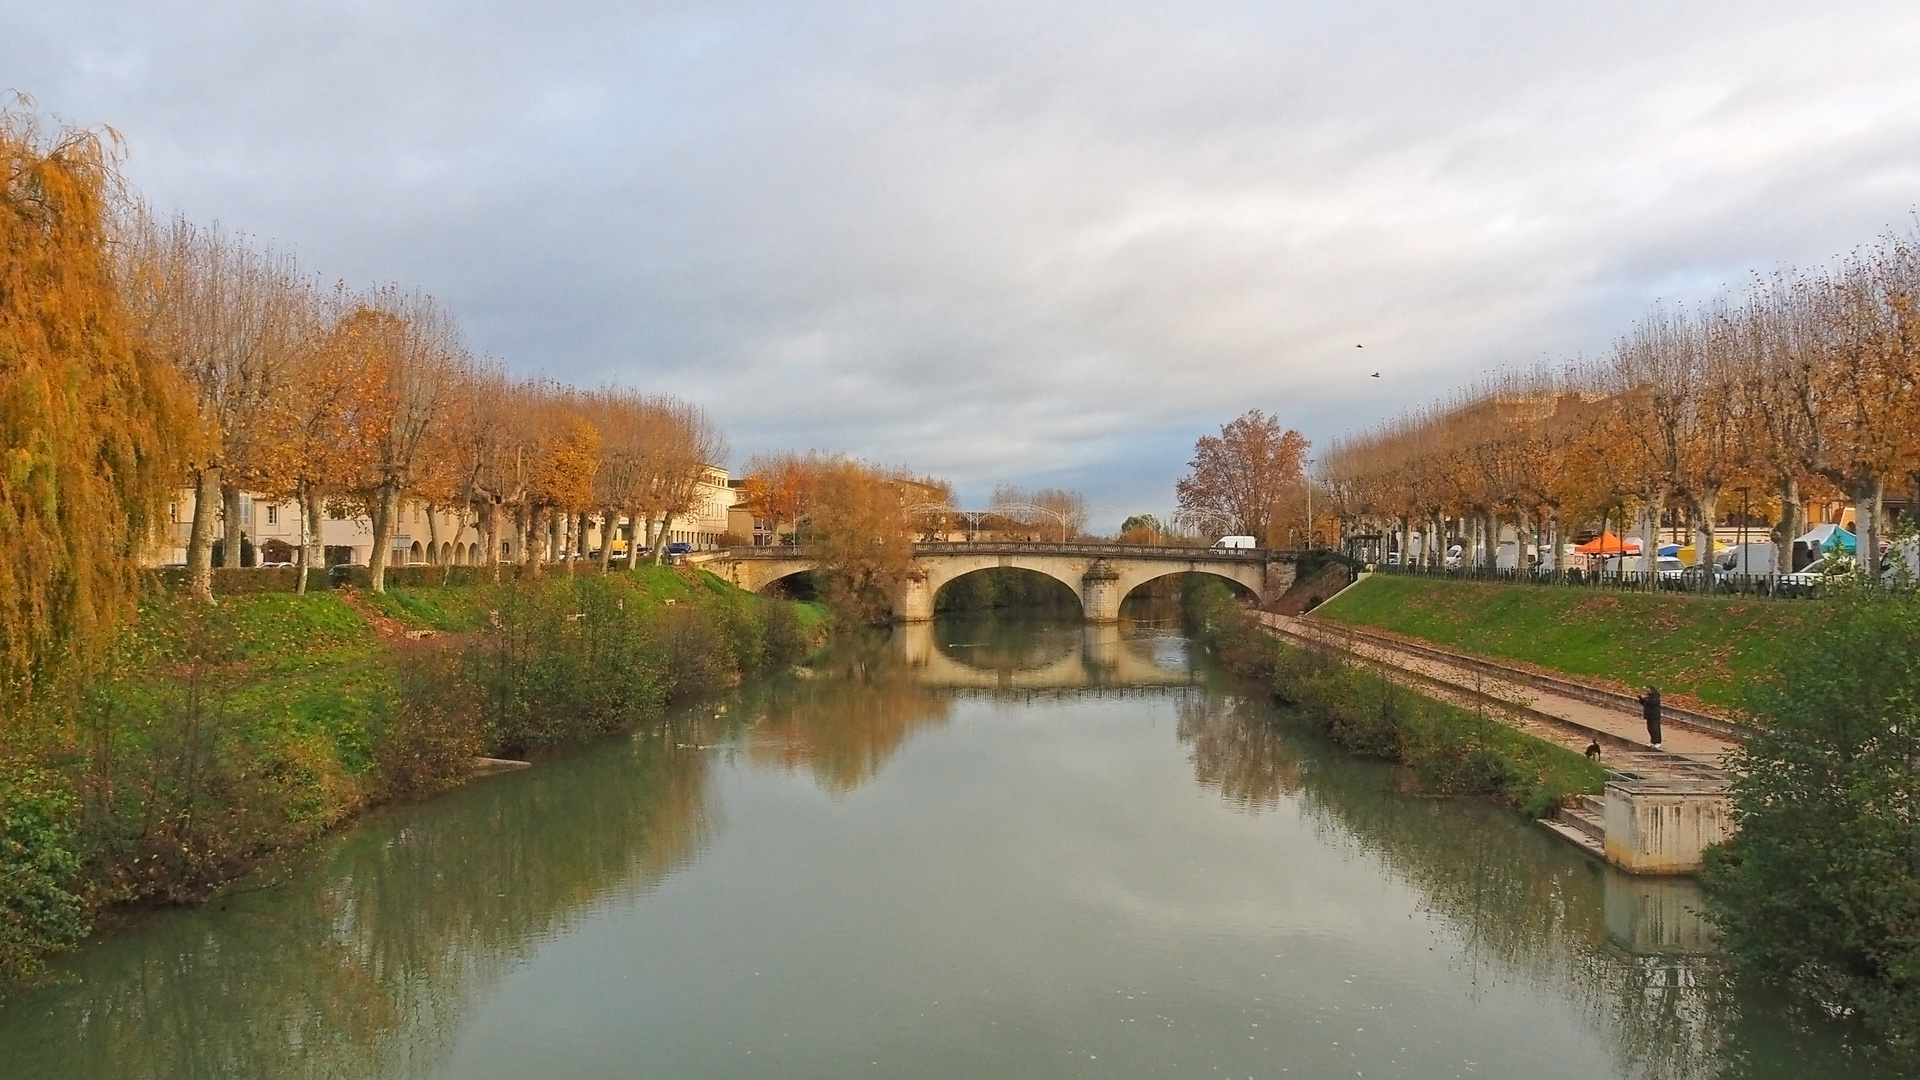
1544, 794, 1608, 858
1538, 753, 1731, 874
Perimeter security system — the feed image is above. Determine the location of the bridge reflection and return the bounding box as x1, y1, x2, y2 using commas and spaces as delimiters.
891, 617, 1202, 692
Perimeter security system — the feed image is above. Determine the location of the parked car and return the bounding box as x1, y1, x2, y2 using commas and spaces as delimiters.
666, 541, 693, 555
1781, 554, 1851, 596
1655, 556, 1686, 583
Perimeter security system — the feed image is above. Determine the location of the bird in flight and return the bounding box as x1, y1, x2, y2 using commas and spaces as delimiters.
1370, 372, 1380, 378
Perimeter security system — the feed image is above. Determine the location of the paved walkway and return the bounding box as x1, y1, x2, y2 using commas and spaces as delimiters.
1255, 612, 1736, 776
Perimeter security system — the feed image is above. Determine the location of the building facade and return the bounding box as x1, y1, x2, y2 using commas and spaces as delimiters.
146, 466, 742, 568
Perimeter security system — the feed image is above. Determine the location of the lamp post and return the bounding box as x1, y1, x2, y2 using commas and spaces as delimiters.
1737, 486, 1750, 576
1303, 458, 1316, 550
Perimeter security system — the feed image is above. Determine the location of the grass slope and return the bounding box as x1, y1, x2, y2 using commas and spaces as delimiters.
1313, 574, 1811, 713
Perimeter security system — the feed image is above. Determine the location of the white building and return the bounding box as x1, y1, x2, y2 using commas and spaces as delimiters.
146, 466, 741, 568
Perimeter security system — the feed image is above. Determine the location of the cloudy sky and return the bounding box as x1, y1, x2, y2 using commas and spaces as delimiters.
8, 1, 1920, 527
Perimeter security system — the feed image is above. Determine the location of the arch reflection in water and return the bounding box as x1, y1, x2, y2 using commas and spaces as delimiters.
0, 735, 715, 1080
896, 615, 1199, 692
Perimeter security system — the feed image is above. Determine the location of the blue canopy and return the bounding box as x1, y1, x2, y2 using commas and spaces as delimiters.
1795, 523, 1857, 553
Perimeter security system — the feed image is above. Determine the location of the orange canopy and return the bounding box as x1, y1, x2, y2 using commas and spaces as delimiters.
1574, 531, 1641, 555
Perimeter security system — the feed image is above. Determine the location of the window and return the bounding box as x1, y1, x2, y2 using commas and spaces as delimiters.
239, 494, 253, 526
168, 502, 178, 523
265, 504, 278, 526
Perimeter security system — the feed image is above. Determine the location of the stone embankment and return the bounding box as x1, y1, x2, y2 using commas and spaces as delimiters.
1260, 591, 1735, 875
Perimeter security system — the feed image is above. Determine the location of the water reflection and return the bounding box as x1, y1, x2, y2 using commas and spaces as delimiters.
1172, 690, 1889, 1080
0, 616, 1894, 1079
899, 615, 1199, 691
735, 633, 951, 793
0, 734, 712, 1080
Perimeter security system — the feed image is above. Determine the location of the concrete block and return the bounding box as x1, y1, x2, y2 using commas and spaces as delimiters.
1601, 779, 1730, 875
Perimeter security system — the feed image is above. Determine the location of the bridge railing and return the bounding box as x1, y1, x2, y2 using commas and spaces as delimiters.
705, 542, 1294, 560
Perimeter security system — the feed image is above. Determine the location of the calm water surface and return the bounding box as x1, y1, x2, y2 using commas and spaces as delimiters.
0, 615, 1890, 1079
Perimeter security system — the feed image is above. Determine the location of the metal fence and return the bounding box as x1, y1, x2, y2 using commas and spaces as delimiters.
1367, 561, 1836, 599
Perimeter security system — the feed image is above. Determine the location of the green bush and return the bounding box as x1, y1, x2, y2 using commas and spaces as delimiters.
0, 764, 86, 988
1703, 593, 1920, 1054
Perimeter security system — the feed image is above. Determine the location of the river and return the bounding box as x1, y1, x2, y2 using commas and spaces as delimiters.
0, 613, 1892, 1079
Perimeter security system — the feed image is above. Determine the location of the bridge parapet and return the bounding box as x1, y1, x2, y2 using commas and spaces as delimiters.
702, 542, 1297, 561
691, 542, 1301, 623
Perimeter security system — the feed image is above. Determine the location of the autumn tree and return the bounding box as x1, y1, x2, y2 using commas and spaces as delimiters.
0, 104, 191, 717
1175, 410, 1309, 540
125, 219, 312, 593
332, 289, 464, 593
806, 459, 916, 623
645, 400, 726, 563
740, 452, 820, 545
990, 485, 1087, 542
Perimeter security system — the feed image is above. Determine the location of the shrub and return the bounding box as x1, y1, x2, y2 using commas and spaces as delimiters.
0, 763, 86, 989
370, 641, 483, 799
1703, 593, 1920, 1054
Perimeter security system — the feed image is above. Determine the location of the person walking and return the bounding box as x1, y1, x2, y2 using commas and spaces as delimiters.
1637, 686, 1663, 749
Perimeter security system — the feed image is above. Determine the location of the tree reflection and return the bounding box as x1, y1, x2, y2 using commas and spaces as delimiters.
0, 734, 713, 1080
737, 633, 951, 794
1174, 692, 1894, 1080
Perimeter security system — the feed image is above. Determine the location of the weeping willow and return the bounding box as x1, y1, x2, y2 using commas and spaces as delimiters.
0, 102, 190, 723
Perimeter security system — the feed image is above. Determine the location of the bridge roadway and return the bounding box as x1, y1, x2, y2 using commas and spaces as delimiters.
685, 541, 1298, 624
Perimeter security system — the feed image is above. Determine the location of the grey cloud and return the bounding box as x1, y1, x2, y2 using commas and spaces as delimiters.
6, 1, 1920, 527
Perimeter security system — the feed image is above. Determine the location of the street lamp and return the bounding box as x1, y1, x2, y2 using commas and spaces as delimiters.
1737, 487, 1750, 575
1304, 458, 1316, 550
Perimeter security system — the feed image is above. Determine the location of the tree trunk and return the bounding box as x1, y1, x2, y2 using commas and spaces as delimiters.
1639, 492, 1663, 579
1772, 475, 1802, 574
221, 483, 244, 568
522, 506, 543, 573
1546, 506, 1562, 576
598, 510, 615, 573
297, 481, 320, 596
425, 503, 442, 565
484, 501, 502, 582
1692, 490, 1719, 580
186, 467, 220, 602
367, 482, 399, 593
1853, 478, 1885, 578
653, 512, 676, 564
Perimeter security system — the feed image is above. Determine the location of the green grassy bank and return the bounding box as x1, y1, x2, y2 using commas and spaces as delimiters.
0, 568, 827, 993
1190, 582, 1605, 817
1313, 574, 1813, 713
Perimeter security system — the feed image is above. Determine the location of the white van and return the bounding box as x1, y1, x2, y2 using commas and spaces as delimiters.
1715, 543, 1779, 577
1212, 535, 1257, 550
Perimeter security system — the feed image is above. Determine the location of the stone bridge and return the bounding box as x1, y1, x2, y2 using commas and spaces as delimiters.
685, 542, 1296, 623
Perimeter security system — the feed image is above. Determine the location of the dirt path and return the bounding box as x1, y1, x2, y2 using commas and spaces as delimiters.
334, 587, 423, 640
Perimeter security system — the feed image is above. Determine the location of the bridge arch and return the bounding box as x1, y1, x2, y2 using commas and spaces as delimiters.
927, 563, 1085, 617
1117, 569, 1259, 609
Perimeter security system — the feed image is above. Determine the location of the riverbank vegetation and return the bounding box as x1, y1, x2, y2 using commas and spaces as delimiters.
1314, 574, 1810, 713
1703, 592, 1920, 1057
1187, 582, 1604, 817
0, 570, 824, 995
0, 102, 844, 994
